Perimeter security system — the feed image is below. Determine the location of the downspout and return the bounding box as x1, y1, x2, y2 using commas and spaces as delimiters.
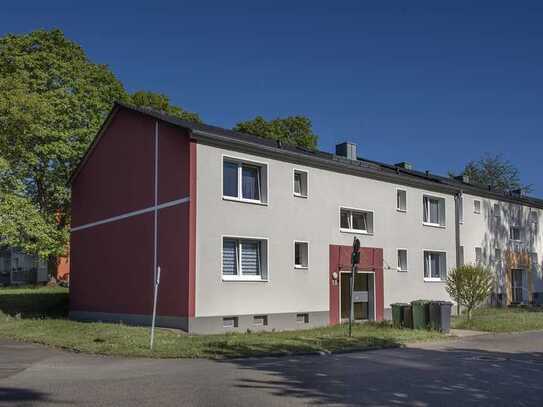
153, 121, 159, 292
454, 189, 463, 316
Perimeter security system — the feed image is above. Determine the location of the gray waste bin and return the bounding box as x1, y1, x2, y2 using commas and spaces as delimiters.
429, 301, 453, 333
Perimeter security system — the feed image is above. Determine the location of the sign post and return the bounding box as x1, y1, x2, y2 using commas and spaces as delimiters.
150, 265, 161, 350
349, 237, 360, 337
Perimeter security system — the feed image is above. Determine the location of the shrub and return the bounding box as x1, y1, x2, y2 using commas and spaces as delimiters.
446, 265, 494, 320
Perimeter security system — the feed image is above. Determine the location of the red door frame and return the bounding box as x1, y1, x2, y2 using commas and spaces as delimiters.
329, 245, 384, 325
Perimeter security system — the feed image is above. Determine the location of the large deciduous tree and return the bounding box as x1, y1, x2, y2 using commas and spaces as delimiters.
130, 90, 200, 122
453, 154, 532, 193
234, 115, 318, 150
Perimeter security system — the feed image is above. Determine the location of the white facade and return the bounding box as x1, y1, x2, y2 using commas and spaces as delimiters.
195, 143, 461, 320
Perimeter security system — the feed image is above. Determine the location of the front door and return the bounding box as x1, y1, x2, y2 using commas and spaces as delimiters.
340, 272, 374, 321
512, 269, 525, 304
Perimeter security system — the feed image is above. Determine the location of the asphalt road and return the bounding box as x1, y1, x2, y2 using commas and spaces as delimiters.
1, 331, 543, 406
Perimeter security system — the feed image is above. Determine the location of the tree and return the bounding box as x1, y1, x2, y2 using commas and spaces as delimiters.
130, 91, 201, 123
234, 115, 318, 150
0, 29, 128, 269
446, 265, 494, 320
453, 154, 532, 193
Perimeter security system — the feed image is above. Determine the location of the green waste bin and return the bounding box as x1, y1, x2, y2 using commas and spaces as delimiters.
411, 300, 430, 330
429, 301, 453, 333
391, 303, 408, 328
401, 304, 413, 329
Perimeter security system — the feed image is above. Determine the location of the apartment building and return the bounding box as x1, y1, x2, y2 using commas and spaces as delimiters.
69, 102, 543, 333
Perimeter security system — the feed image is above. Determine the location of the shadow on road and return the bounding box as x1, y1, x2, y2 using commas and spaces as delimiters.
0, 387, 50, 404
226, 346, 543, 406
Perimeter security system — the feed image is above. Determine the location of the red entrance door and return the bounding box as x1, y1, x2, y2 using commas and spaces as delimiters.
329, 245, 384, 325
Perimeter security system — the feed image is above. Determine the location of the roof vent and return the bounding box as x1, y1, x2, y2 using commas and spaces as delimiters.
335, 142, 357, 161
510, 188, 523, 197
394, 162, 413, 170
454, 174, 470, 184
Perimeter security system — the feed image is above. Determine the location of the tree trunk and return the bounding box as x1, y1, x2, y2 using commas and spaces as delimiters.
47, 254, 59, 280
467, 307, 472, 320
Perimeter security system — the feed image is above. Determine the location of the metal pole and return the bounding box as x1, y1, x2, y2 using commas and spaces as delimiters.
349, 263, 356, 337
150, 266, 161, 350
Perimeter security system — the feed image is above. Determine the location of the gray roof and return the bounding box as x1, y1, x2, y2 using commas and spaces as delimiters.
72, 101, 543, 210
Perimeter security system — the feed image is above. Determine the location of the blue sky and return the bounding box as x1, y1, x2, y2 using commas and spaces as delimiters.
3, 1, 543, 195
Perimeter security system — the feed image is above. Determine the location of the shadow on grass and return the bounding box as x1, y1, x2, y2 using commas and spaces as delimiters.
0, 292, 69, 319
224, 345, 543, 406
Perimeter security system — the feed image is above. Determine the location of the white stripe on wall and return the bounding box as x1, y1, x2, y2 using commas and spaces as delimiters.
70, 197, 190, 232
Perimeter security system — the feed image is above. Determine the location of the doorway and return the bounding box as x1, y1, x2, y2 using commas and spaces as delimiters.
340, 271, 375, 321
511, 269, 526, 304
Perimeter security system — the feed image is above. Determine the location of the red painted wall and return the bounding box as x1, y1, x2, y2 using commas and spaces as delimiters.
329, 245, 384, 325
70, 107, 193, 319
71, 109, 155, 228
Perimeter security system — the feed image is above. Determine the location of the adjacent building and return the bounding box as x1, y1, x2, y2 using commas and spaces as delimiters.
69, 102, 543, 333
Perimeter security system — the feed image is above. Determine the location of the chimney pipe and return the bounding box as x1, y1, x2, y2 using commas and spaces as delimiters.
335, 142, 357, 160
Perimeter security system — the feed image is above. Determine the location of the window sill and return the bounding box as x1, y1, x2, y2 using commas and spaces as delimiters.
223, 196, 268, 206
422, 222, 446, 229
222, 275, 268, 282
396, 208, 407, 213
293, 193, 308, 199
340, 228, 373, 235
424, 278, 445, 283
294, 265, 308, 270
397, 269, 408, 272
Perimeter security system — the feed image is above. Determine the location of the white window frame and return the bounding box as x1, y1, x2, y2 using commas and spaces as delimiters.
396, 188, 407, 212
474, 200, 481, 214
510, 226, 522, 242
221, 235, 269, 282
293, 168, 309, 198
475, 247, 482, 265
422, 195, 446, 228
222, 155, 268, 205
423, 250, 447, 282
294, 240, 309, 269
397, 248, 408, 272
339, 206, 374, 235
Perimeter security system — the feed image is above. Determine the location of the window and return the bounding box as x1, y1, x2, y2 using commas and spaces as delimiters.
530, 210, 538, 224
474, 200, 481, 214
424, 251, 447, 281
340, 208, 374, 234
223, 158, 267, 203
296, 313, 309, 324
222, 237, 268, 280
223, 317, 238, 328
494, 249, 501, 265
397, 249, 408, 272
423, 196, 445, 226
294, 241, 309, 269
397, 189, 407, 212
475, 247, 482, 265
459, 196, 464, 223
293, 169, 308, 198
493, 203, 500, 219
253, 315, 268, 326
531, 253, 539, 273
510, 226, 521, 241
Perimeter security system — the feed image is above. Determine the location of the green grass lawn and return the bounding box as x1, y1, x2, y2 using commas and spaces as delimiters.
0, 286, 445, 359
453, 306, 543, 333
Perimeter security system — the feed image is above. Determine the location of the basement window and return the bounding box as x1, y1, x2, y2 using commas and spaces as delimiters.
253, 315, 268, 327
296, 313, 309, 324
475, 247, 482, 265
223, 317, 238, 328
